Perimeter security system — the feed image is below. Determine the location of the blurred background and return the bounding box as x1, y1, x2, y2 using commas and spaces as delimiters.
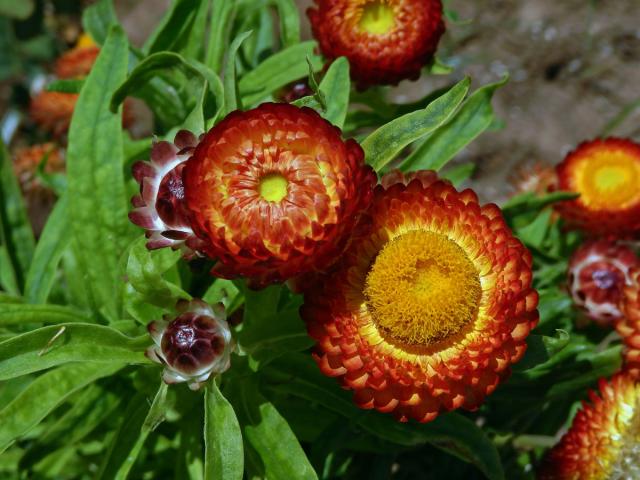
1, 0, 639, 203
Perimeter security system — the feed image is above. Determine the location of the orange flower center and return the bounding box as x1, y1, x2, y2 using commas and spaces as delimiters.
364, 230, 482, 346
357, 1, 396, 35
574, 149, 640, 210
258, 173, 289, 202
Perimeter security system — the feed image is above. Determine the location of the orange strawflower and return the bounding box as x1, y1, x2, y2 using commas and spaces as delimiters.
29, 91, 78, 138
181, 103, 376, 286
54, 33, 100, 79
555, 138, 640, 235
616, 268, 640, 379
302, 171, 538, 422
567, 240, 639, 326
308, 0, 445, 89
539, 373, 640, 479
12, 143, 64, 189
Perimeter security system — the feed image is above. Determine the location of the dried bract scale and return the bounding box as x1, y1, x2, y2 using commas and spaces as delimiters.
146, 299, 233, 390
303, 170, 538, 422
183, 102, 376, 287
555, 138, 640, 236
509, 161, 557, 197
539, 373, 640, 479
567, 240, 639, 325
617, 268, 640, 379
308, 0, 445, 88
129, 131, 204, 256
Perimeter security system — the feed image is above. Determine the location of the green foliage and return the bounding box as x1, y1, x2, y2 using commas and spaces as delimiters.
1, 0, 618, 478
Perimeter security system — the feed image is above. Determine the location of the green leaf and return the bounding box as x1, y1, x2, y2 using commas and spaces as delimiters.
401, 77, 508, 172
270, 0, 301, 47
318, 57, 350, 128
111, 52, 224, 128
440, 162, 475, 187
0, 0, 34, 19
263, 354, 504, 480
125, 236, 190, 311
514, 330, 571, 372
24, 196, 70, 304
66, 26, 134, 320
45, 79, 84, 94
143, 0, 202, 55
206, 0, 236, 73
81, 0, 118, 45
0, 303, 90, 327
0, 245, 19, 295
0, 141, 35, 291
0, 362, 123, 453
0, 323, 149, 380
98, 383, 171, 479
362, 77, 470, 171
204, 382, 243, 480
516, 208, 553, 249
229, 377, 317, 480
239, 41, 323, 106
224, 31, 253, 115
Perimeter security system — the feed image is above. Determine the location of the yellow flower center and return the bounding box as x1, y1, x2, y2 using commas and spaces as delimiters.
358, 1, 396, 35
575, 149, 640, 210
610, 392, 640, 477
364, 230, 482, 346
258, 173, 288, 202
76, 33, 96, 49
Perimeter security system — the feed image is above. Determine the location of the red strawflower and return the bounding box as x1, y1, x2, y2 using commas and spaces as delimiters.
302, 170, 538, 422
182, 102, 376, 286
539, 373, 640, 479
308, 0, 445, 89
616, 268, 640, 379
555, 138, 640, 236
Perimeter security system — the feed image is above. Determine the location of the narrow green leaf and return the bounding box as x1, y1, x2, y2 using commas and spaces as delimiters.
45, 79, 84, 94
264, 354, 504, 480
81, 0, 118, 45
516, 208, 553, 249
99, 383, 170, 480
125, 236, 190, 311
0, 303, 90, 327
362, 77, 470, 171
224, 31, 253, 115
440, 162, 475, 187
66, 26, 133, 320
0, 363, 123, 453
204, 382, 243, 480
239, 41, 323, 106
229, 378, 317, 480
0, 0, 34, 19
0, 245, 19, 295
401, 76, 508, 172
318, 57, 350, 128
271, 0, 300, 47
0, 141, 35, 291
24, 196, 70, 304
206, 0, 236, 73
514, 330, 571, 372
0, 323, 149, 380
143, 0, 202, 55
111, 52, 224, 128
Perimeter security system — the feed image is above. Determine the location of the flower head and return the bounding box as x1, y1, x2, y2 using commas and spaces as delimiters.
12, 143, 65, 190
302, 171, 538, 422
510, 162, 557, 197
555, 138, 640, 235
129, 130, 203, 256
54, 33, 100, 79
308, 0, 445, 89
616, 268, 640, 379
183, 102, 376, 286
568, 240, 639, 326
29, 91, 78, 138
539, 373, 640, 479
146, 298, 233, 390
